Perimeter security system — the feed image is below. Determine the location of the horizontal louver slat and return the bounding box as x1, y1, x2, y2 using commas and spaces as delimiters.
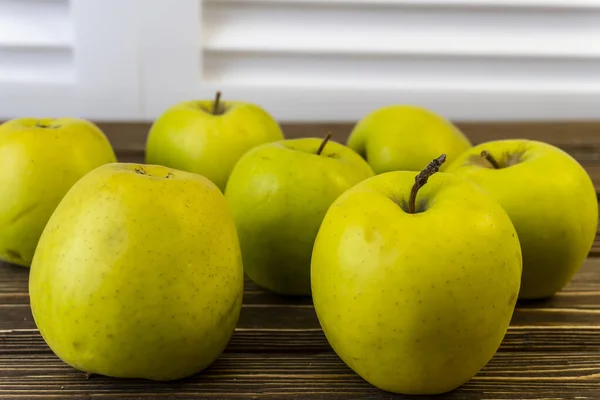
204, 3, 599, 58
205, 0, 600, 9
0, 0, 74, 84
202, 1, 600, 92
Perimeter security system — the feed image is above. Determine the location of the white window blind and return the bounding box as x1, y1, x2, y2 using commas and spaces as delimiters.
0, 0, 142, 120
141, 0, 600, 122
1, 0, 598, 121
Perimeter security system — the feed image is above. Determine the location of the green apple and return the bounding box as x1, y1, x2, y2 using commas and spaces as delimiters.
0, 118, 116, 267
347, 105, 472, 173
29, 163, 244, 380
446, 139, 598, 299
146, 92, 284, 191
225, 135, 374, 296
311, 156, 522, 395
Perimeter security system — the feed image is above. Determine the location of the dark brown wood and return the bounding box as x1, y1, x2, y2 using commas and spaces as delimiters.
1, 254, 600, 399
2, 326, 600, 356
2, 125, 600, 399
1, 260, 600, 330
6, 119, 600, 154
0, 351, 598, 399
96, 121, 600, 192
95, 121, 600, 153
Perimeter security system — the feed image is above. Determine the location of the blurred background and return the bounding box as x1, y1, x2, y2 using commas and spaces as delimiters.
1, 0, 599, 123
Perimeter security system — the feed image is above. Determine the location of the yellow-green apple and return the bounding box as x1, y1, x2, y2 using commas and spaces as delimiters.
0, 118, 116, 267
347, 105, 471, 173
225, 134, 374, 296
29, 163, 244, 380
447, 139, 598, 299
146, 92, 284, 191
311, 155, 522, 395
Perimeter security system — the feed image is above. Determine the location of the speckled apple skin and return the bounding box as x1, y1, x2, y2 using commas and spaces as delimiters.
347, 105, 472, 174
225, 138, 374, 296
29, 163, 243, 381
311, 172, 522, 395
0, 117, 116, 266
146, 100, 284, 192
447, 139, 598, 299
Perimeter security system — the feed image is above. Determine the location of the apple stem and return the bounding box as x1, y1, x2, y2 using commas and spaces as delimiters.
408, 154, 446, 214
481, 151, 501, 169
84, 372, 94, 380
212, 91, 222, 115
316, 132, 333, 155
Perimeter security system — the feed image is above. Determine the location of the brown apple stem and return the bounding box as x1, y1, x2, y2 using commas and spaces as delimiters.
316, 132, 332, 155
481, 151, 500, 169
84, 372, 94, 380
212, 91, 222, 115
408, 154, 446, 214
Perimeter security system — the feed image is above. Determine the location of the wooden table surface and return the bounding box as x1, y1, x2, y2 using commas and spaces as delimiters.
1, 122, 600, 399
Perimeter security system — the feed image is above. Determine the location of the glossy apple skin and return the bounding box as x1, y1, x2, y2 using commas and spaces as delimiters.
447, 139, 598, 299
145, 100, 284, 191
225, 138, 374, 295
29, 163, 244, 380
0, 118, 116, 266
312, 171, 522, 394
348, 105, 472, 173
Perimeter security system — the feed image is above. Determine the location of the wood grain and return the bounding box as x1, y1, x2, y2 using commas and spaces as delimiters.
1, 124, 600, 399
0, 256, 599, 399
95, 121, 600, 153
98, 121, 600, 193
0, 349, 598, 399
1, 259, 599, 330
0, 255, 599, 399
2, 326, 600, 356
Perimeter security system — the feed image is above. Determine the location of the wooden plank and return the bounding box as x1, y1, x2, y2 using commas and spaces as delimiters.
92, 121, 600, 152
1, 120, 598, 152
1, 259, 599, 330
5, 301, 600, 331
19, 122, 600, 202
0, 350, 597, 399
0, 323, 598, 399
4, 303, 597, 331
6, 120, 600, 178
1, 123, 600, 398
96, 121, 600, 193
2, 326, 600, 355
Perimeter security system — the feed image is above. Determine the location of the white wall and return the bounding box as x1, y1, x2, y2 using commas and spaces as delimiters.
1, 0, 600, 122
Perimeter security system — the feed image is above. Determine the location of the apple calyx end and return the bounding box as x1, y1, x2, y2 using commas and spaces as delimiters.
35, 120, 61, 129
134, 165, 175, 179
408, 154, 446, 214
